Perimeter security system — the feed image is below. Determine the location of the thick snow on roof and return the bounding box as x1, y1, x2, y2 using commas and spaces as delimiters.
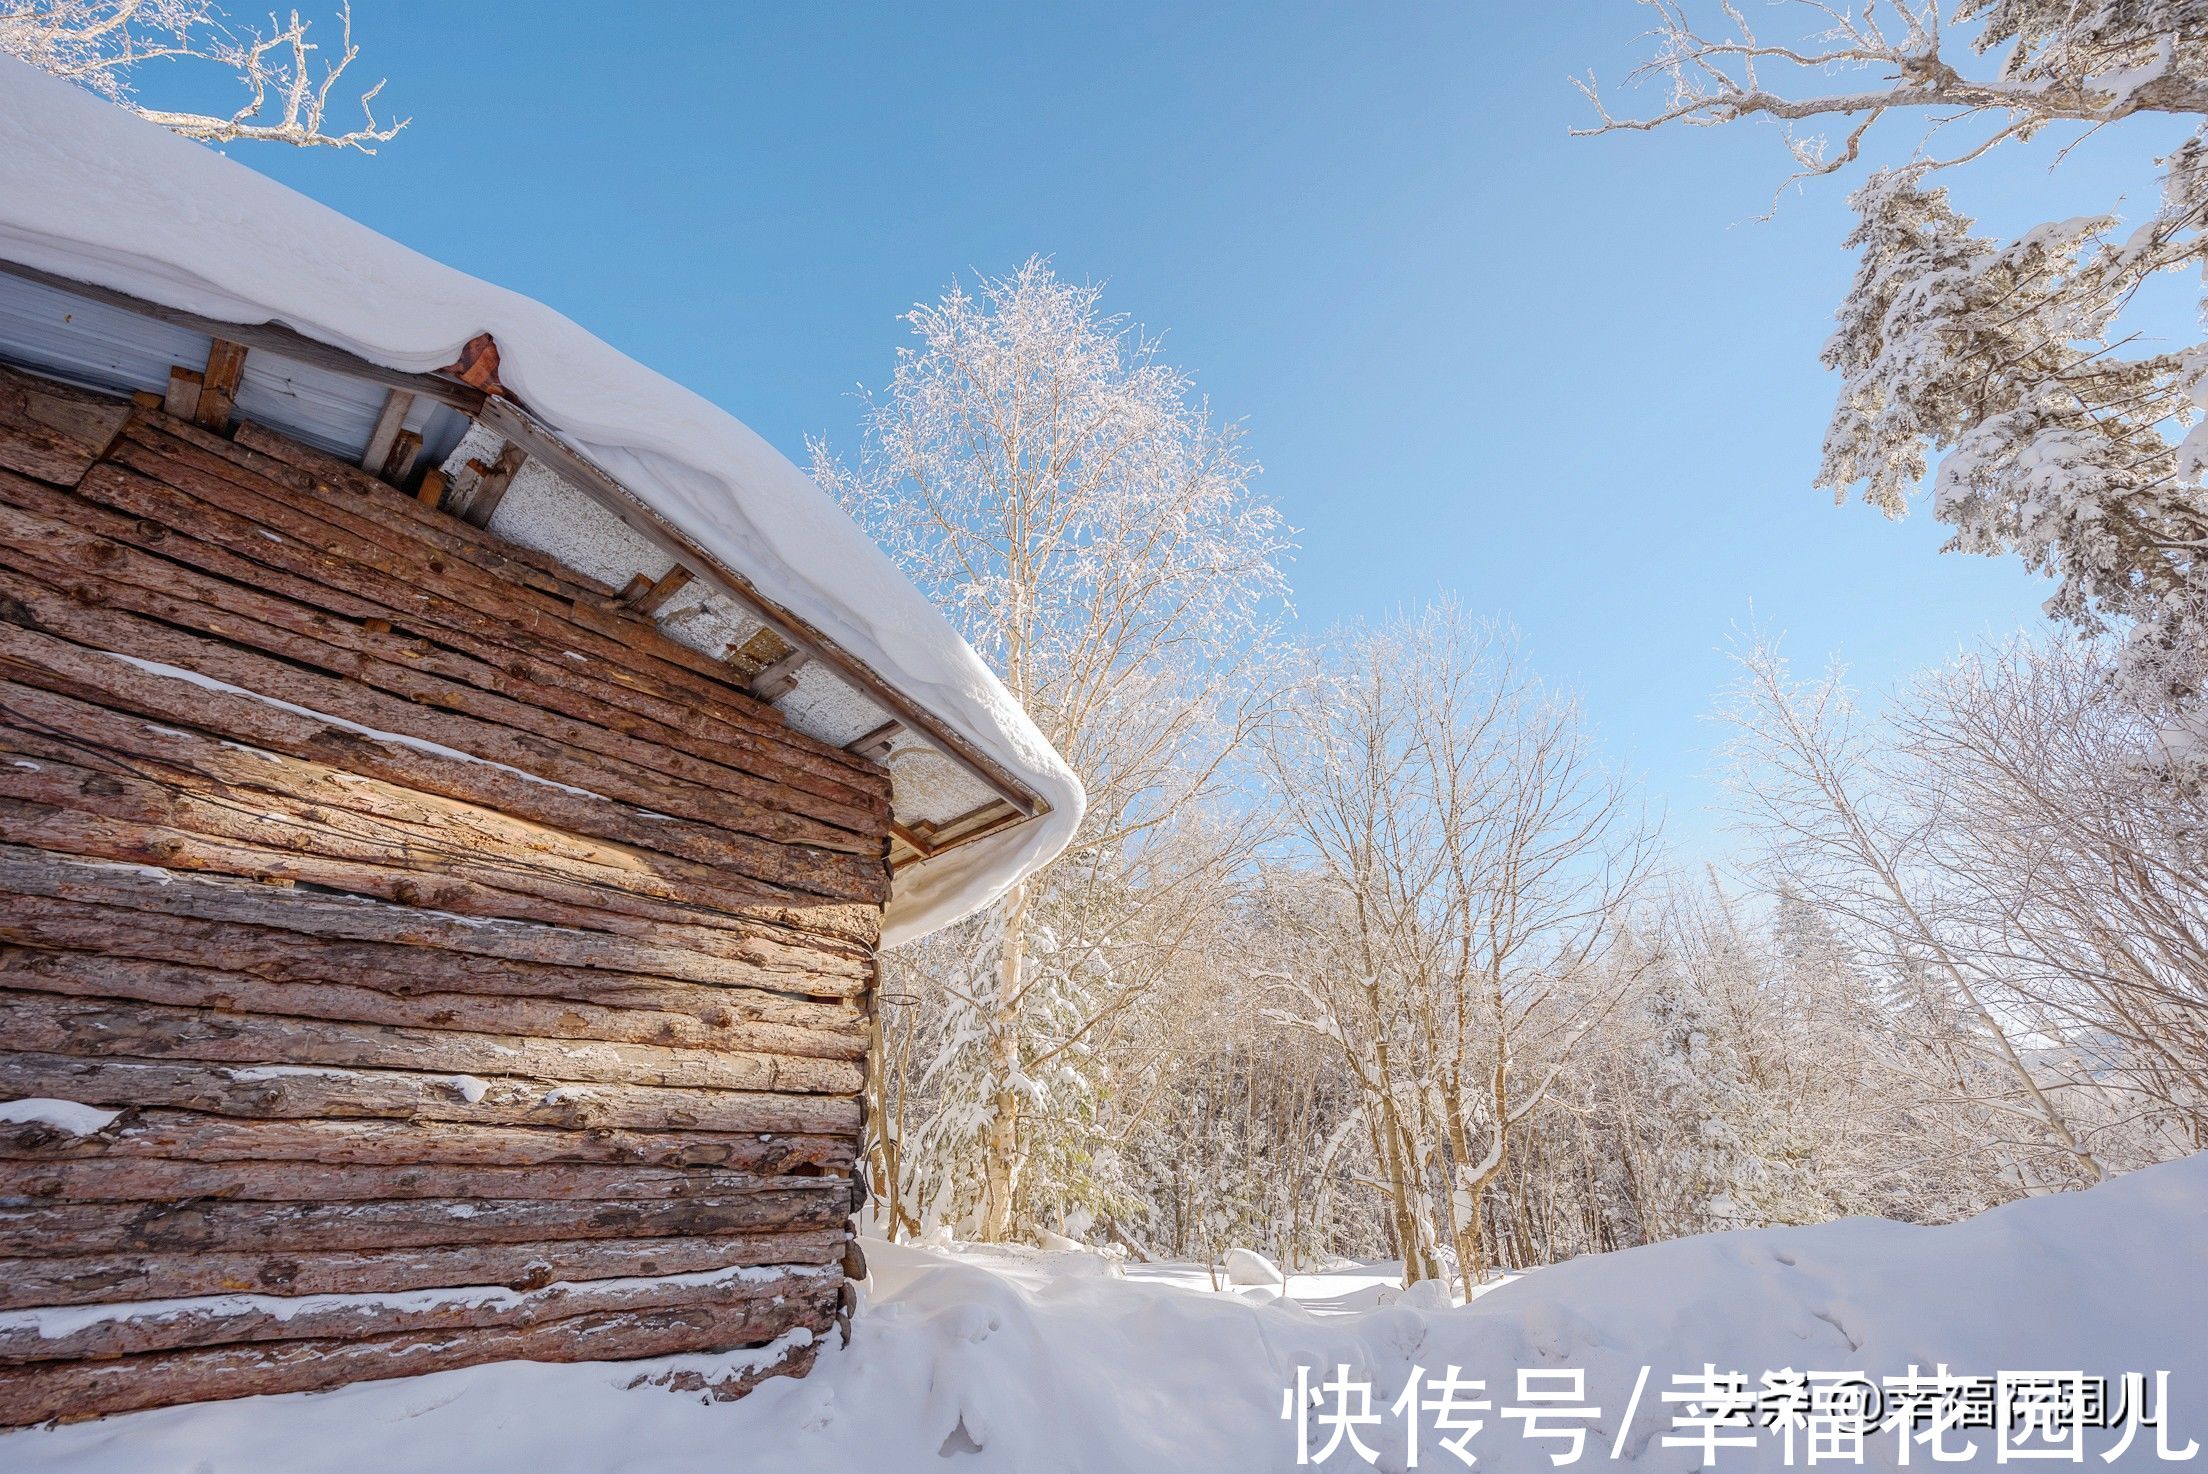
0, 58, 1081, 944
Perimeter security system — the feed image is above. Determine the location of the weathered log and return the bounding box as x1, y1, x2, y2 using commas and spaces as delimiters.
0, 1155, 846, 1208
0, 1108, 853, 1176
145, 415, 881, 790
0, 1262, 839, 1365
0, 385, 887, 1419
0, 1053, 862, 1137
0, 979, 871, 1111
0, 363, 128, 487
216, 420, 611, 600
0, 676, 882, 941
0, 1228, 845, 1310
0, 491, 892, 837
0, 947, 867, 1062
0, 1289, 835, 1425
69, 429, 886, 802
0, 1185, 850, 1257
2, 789, 878, 984
0, 564, 885, 863
1, 896, 865, 1034
0, 849, 872, 998
0, 615, 887, 905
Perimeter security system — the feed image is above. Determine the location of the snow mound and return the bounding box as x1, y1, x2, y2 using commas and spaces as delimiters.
0, 1099, 118, 1136
1222, 1247, 1283, 1287
6, 1155, 2203, 1471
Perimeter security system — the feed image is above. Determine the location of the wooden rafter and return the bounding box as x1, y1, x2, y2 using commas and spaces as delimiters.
475, 396, 1046, 822
446, 442, 526, 528
748, 650, 810, 703
194, 338, 247, 431
845, 720, 903, 764
360, 389, 413, 473
627, 565, 694, 616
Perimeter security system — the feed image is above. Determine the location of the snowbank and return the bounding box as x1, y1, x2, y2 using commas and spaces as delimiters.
7, 1154, 2202, 1471
0, 58, 1082, 942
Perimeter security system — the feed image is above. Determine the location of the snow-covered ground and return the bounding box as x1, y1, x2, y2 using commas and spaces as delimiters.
8, 1154, 2205, 1472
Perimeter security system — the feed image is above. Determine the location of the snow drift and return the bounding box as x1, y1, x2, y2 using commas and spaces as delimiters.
5, 1153, 2202, 1471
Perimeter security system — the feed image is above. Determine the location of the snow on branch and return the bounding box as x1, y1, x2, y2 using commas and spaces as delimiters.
0, 0, 406, 151
1579, 2, 2208, 719
1575, 1, 2208, 192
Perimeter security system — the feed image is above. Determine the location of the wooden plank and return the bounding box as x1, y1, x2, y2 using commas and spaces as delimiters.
359, 389, 412, 472
0, 1291, 832, 1425
0, 945, 867, 1063
0, 1053, 862, 1137
194, 338, 247, 431
0, 1229, 846, 1310
846, 719, 903, 763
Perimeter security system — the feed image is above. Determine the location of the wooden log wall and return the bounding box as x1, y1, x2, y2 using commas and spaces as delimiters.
0, 360, 890, 1424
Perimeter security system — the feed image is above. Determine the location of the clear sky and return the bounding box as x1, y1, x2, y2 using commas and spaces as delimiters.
203, 3, 2166, 862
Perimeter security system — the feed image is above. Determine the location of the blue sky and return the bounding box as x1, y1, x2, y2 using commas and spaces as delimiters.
201, 3, 2169, 862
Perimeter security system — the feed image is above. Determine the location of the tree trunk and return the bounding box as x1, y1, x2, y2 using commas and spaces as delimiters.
978, 882, 1030, 1241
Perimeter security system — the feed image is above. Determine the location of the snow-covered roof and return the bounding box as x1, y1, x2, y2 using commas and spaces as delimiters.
0, 57, 1081, 945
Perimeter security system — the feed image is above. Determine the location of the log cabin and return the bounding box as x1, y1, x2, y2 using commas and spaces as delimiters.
0, 60, 1080, 1425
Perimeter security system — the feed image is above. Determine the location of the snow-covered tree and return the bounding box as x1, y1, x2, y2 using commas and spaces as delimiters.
1259, 604, 1656, 1293
1716, 634, 2113, 1187
1, 0, 404, 149
1581, 2, 2208, 723
818, 257, 1289, 1243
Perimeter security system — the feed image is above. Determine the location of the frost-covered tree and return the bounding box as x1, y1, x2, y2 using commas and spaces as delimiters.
1, 0, 404, 149
1897, 636, 2208, 1147
1259, 604, 1655, 1293
817, 258, 1289, 1243
1581, 2, 2208, 726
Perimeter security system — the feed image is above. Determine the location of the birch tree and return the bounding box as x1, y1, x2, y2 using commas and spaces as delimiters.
1716, 636, 2112, 1187
817, 257, 1289, 1242
1, 0, 404, 150
1897, 637, 2208, 1149
1580, 2, 2208, 726
1260, 604, 1654, 1293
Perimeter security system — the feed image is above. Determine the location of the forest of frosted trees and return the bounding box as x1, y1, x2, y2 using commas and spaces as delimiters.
817, 0, 2208, 1294
13, 0, 2200, 1298
819, 256, 2205, 1295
